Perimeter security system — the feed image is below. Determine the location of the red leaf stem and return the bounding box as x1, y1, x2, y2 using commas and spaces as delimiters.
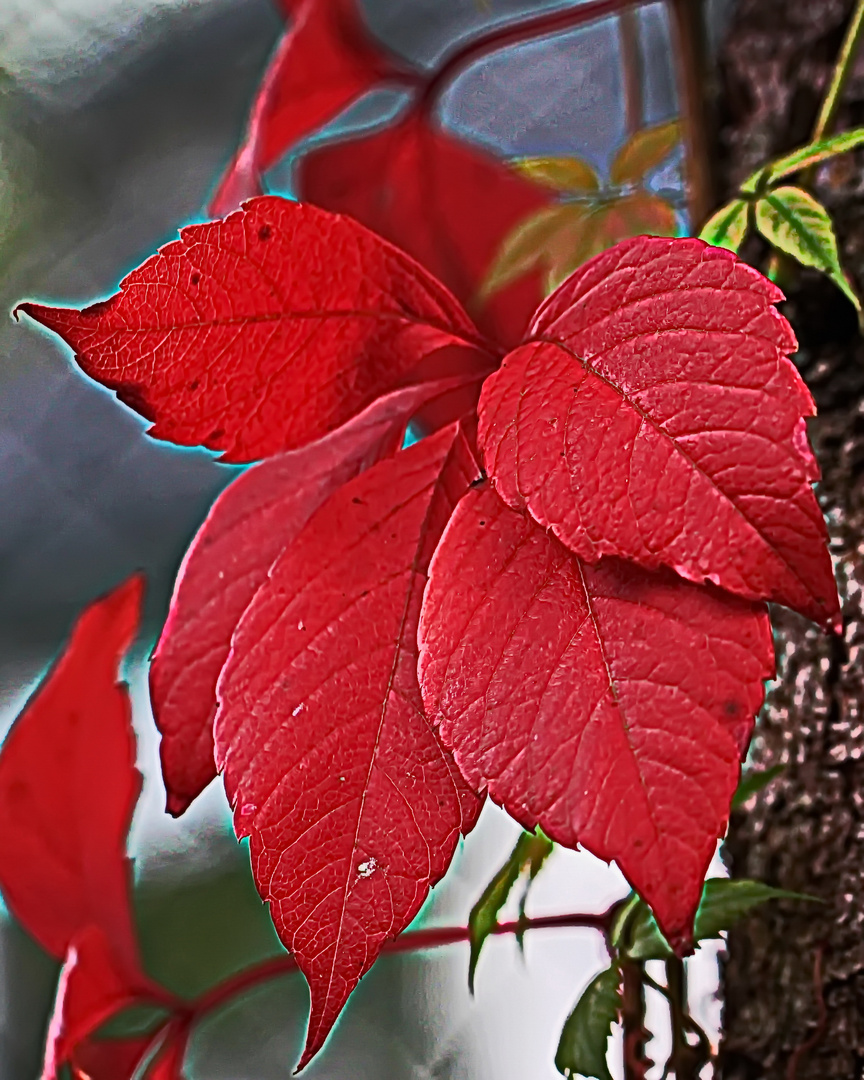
188, 908, 615, 1021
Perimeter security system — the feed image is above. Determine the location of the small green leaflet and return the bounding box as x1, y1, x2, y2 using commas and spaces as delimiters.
555, 965, 621, 1080
480, 205, 583, 299
609, 119, 681, 187
514, 156, 600, 193
699, 199, 750, 252
741, 126, 864, 193
623, 878, 815, 961
731, 764, 784, 810
754, 186, 860, 312
467, 829, 553, 992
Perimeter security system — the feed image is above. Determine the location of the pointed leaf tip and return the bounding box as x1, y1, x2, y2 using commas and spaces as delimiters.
215, 427, 483, 1068
420, 485, 774, 947
21, 198, 487, 462
479, 235, 840, 629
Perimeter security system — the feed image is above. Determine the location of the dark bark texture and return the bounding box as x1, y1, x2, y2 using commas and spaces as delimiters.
716, 1, 864, 1077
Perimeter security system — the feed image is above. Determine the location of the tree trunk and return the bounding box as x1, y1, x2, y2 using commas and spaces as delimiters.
716, 1, 864, 1077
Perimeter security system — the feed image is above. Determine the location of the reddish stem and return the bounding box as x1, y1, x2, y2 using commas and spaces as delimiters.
421, 0, 640, 106
188, 908, 614, 1021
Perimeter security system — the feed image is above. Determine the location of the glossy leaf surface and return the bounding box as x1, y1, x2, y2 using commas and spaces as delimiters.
298, 113, 549, 348
210, 0, 406, 214
0, 578, 143, 967
152, 379, 474, 815
755, 185, 861, 311
419, 486, 775, 948
19, 198, 488, 463
699, 199, 749, 252
214, 426, 482, 1066
479, 236, 840, 628
555, 965, 621, 1080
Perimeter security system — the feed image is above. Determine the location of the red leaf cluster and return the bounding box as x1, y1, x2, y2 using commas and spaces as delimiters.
8, 0, 840, 1070
0, 579, 184, 1078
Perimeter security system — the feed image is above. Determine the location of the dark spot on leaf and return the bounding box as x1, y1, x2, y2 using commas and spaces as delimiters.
479, 520, 486, 526
208, 428, 225, 442
258, 225, 273, 241
191, 273, 201, 285
188, 379, 200, 391
352, 497, 363, 505
81, 296, 119, 319
724, 700, 741, 717
113, 382, 156, 422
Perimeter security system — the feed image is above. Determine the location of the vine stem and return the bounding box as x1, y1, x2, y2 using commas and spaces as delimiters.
666, 0, 714, 229
187, 908, 615, 1021
420, 0, 638, 106
619, 5, 644, 137
812, 0, 864, 143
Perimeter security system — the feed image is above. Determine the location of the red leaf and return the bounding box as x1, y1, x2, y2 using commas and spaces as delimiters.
419, 485, 775, 950
478, 237, 840, 628
0, 577, 143, 967
214, 425, 483, 1067
298, 113, 550, 349
18, 198, 491, 463
145, 1034, 188, 1080
210, 0, 408, 215
152, 378, 477, 816
42, 926, 161, 1080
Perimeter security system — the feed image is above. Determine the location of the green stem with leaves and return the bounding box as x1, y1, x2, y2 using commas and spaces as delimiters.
813, 0, 864, 143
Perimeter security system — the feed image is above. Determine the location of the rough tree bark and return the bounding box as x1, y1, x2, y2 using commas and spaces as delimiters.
715, 1, 864, 1077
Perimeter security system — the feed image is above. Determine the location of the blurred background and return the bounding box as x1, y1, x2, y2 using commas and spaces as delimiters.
0, 1, 736, 1077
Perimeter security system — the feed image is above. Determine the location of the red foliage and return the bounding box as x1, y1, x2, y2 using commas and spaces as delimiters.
298, 113, 550, 348
213, 425, 482, 1066
152, 379, 477, 815
479, 238, 840, 628
418, 484, 774, 951
18, 199, 492, 463
17, 193, 839, 1062
0, 579, 180, 1078
210, 0, 409, 215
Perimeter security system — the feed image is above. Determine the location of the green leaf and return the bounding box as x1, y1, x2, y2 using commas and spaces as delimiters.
516, 828, 554, 949
555, 965, 621, 1080
513, 156, 600, 192
731, 765, 785, 810
754, 186, 861, 311
95, 1003, 172, 1040
468, 829, 554, 991
624, 878, 815, 961
699, 199, 750, 252
480, 204, 581, 300
741, 127, 864, 193
609, 120, 682, 186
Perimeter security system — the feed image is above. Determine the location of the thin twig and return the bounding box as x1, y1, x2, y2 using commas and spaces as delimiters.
785, 945, 828, 1080
812, 0, 864, 143
618, 5, 644, 136
621, 958, 651, 1080
666, 0, 715, 228
188, 907, 615, 1020
421, 0, 638, 105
